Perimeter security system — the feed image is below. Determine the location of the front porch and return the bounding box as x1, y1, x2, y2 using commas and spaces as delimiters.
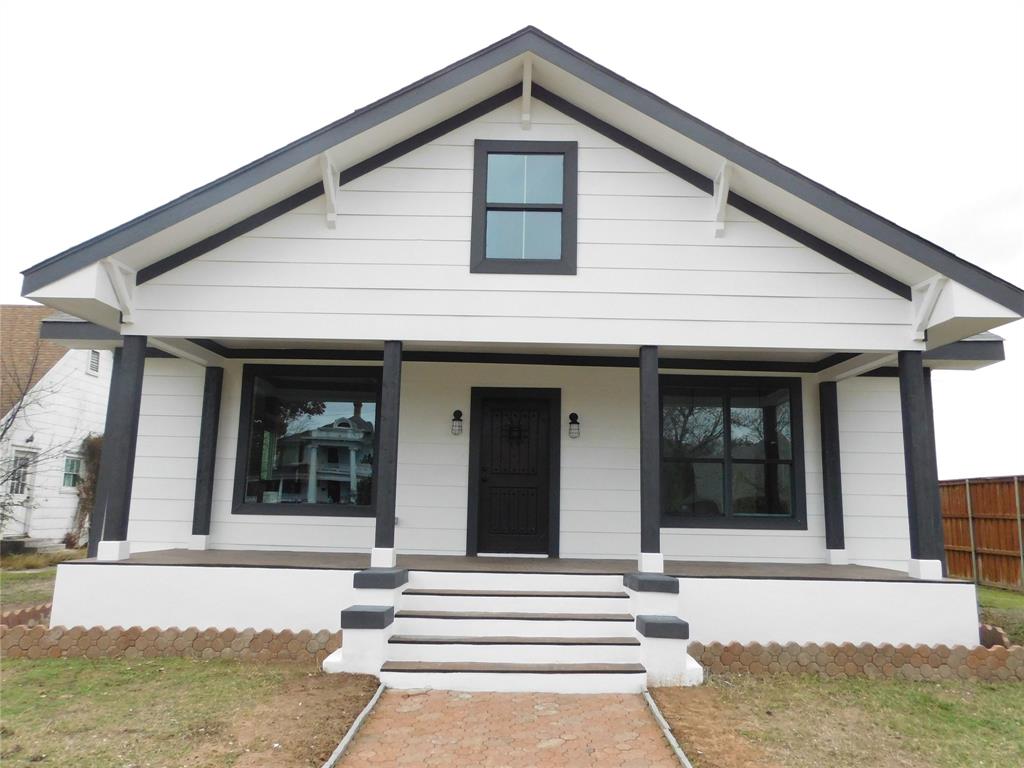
66, 547, 933, 582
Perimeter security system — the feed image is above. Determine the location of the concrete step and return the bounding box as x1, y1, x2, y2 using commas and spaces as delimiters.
387, 634, 642, 663
379, 661, 648, 693
405, 570, 624, 593
393, 610, 635, 638
400, 589, 630, 614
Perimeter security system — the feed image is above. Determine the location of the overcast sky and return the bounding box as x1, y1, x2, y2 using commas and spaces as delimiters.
1, 1, 1021, 478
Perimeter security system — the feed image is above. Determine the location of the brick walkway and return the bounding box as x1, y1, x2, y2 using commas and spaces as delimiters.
339, 690, 679, 767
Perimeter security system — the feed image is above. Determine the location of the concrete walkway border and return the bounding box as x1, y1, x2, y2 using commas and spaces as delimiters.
643, 690, 695, 768
321, 683, 385, 768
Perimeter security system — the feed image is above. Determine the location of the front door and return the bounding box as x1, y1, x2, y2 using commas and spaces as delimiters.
469, 389, 560, 556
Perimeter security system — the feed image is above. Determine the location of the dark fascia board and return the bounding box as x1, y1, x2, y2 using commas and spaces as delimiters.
924, 338, 1005, 363
19, 27, 1024, 313
186, 339, 856, 372
38, 319, 120, 342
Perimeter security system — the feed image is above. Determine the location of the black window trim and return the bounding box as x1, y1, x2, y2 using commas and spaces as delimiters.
659, 374, 807, 531
470, 139, 578, 275
232, 364, 382, 518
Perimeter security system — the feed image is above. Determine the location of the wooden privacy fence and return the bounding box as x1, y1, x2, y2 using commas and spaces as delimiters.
940, 476, 1024, 590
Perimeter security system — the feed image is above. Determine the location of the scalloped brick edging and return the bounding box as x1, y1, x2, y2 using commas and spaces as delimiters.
0, 624, 341, 664
687, 640, 1024, 681
0, 603, 51, 628
980, 623, 1012, 649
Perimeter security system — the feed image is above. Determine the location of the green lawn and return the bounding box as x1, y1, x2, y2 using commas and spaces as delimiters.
978, 586, 1024, 646
0, 568, 58, 611
0, 658, 377, 767
655, 675, 1024, 768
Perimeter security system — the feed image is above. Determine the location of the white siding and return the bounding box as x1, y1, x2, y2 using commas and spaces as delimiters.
837, 376, 911, 569
133, 100, 911, 350
126, 357, 203, 551
1, 349, 112, 540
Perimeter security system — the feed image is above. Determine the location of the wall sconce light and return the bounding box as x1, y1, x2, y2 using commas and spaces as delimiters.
451, 409, 464, 435
568, 412, 581, 439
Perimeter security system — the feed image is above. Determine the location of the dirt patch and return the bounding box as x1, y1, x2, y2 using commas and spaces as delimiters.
185, 671, 378, 767
651, 685, 780, 768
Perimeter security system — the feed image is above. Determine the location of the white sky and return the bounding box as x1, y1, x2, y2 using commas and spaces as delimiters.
1, 0, 1021, 478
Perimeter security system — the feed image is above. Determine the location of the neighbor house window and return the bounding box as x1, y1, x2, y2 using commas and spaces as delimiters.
87, 350, 100, 375
62, 456, 82, 488
8, 450, 33, 496
232, 365, 381, 517
660, 376, 806, 529
470, 140, 578, 274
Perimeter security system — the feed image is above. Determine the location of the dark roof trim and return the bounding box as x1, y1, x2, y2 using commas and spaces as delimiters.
38, 319, 120, 342
532, 87, 910, 300
923, 337, 1005, 363
139, 86, 520, 284
21, 27, 1023, 312
21, 30, 536, 294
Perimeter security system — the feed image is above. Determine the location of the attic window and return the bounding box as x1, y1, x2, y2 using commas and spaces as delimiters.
470, 140, 577, 274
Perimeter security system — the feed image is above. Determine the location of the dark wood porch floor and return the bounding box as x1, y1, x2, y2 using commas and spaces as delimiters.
65, 548, 937, 582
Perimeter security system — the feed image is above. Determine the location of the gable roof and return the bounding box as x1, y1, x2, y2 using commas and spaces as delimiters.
20, 26, 1024, 314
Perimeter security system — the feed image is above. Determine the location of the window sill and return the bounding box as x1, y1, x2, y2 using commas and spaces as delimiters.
661, 515, 808, 531
470, 259, 576, 275
231, 502, 376, 518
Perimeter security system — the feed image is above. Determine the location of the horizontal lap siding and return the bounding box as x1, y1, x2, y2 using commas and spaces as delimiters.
837, 377, 910, 569
127, 358, 204, 552
136, 101, 910, 349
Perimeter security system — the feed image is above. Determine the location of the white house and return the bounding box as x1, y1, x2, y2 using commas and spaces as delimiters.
1, 306, 112, 546
22, 28, 1021, 691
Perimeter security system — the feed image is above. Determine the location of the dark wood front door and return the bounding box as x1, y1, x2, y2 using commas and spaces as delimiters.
469, 389, 560, 556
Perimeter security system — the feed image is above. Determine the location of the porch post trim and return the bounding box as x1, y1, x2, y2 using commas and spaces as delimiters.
374, 340, 402, 549
818, 381, 846, 550
98, 335, 147, 545
639, 345, 661, 556
191, 366, 223, 537
898, 351, 945, 566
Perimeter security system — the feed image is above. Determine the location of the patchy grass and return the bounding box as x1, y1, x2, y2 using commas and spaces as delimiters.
978, 586, 1024, 646
0, 658, 378, 767
653, 676, 1024, 768
0, 568, 57, 611
0, 547, 86, 571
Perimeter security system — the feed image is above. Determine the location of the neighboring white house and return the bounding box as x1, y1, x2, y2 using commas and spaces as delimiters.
20, 28, 1022, 691
1, 306, 112, 545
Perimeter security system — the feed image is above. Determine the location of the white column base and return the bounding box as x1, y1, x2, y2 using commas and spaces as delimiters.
322, 627, 388, 675
907, 558, 943, 580
627, 589, 679, 616
642, 637, 704, 686
825, 548, 849, 566
638, 552, 664, 574
187, 535, 210, 551
97, 540, 131, 562
370, 547, 396, 568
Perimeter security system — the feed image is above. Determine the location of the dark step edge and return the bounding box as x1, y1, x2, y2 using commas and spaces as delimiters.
388, 635, 642, 646
395, 611, 635, 621
380, 662, 647, 674
403, 589, 629, 598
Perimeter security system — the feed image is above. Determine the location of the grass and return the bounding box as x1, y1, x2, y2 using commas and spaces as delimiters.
653, 675, 1024, 768
0, 568, 57, 611
978, 585, 1024, 646
0, 547, 86, 571
0, 658, 377, 767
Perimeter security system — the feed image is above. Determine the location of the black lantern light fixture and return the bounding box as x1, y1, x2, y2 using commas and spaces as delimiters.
568, 412, 581, 439
451, 409, 464, 435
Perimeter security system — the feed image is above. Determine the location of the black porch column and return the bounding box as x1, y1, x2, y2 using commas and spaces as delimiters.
639, 345, 661, 562
191, 366, 224, 538
87, 347, 121, 557
374, 340, 402, 550
95, 335, 147, 548
898, 350, 945, 566
818, 381, 846, 551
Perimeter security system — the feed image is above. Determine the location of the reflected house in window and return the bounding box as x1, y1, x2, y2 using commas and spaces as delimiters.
267, 405, 375, 505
